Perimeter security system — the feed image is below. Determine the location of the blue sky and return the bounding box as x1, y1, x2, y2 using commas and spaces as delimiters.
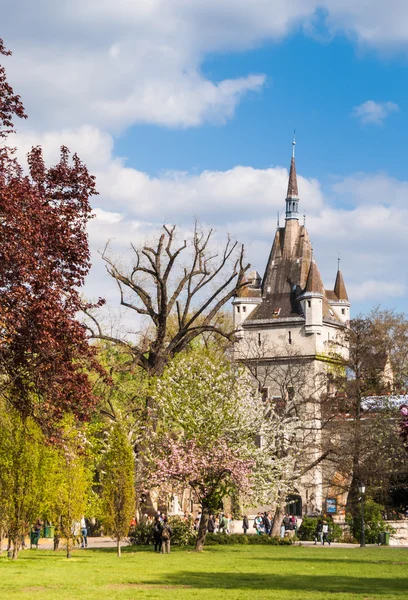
2, 1, 408, 320
117, 33, 404, 180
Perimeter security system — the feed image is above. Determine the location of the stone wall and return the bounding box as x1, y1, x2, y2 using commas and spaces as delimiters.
388, 520, 408, 546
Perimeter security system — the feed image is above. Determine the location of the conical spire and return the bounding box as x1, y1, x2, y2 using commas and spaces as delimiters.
334, 269, 349, 301
304, 259, 324, 295
286, 156, 299, 197
285, 132, 299, 221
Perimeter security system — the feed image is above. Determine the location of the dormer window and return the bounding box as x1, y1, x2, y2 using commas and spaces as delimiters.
243, 306, 246, 313
237, 306, 240, 313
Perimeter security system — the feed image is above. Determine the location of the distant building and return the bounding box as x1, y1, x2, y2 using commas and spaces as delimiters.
233, 137, 350, 516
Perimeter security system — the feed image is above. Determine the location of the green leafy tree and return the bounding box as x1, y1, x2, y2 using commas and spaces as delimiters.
48, 417, 91, 558
328, 312, 408, 534
0, 402, 51, 559
101, 422, 136, 556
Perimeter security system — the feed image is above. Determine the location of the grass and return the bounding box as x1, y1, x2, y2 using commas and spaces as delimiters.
0, 544, 407, 600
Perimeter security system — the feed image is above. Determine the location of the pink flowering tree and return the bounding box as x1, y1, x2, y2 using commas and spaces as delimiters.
400, 405, 408, 450
148, 437, 253, 550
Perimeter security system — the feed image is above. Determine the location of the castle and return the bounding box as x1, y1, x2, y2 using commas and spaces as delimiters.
233, 137, 350, 516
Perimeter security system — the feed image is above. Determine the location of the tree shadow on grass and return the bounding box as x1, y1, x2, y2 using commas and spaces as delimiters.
141, 571, 408, 596
250, 556, 408, 566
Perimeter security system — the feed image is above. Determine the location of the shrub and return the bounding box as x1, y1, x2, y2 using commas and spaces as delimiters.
129, 516, 197, 547
346, 499, 396, 544
205, 533, 292, 546
167, 516, 197, 546
297, 516, 343, 542
129, 521, 154, 546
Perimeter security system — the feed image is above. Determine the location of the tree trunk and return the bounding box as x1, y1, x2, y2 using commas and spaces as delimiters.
11, 537, 20, 560
66, 538, 73, 559
195, 507, 210, 552
117, 537, 121, 557
271, 505, 285, 537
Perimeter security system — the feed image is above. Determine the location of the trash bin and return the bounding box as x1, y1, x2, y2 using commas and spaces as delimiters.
44, 526, 54, 538
384, 532, 390, 546
377, 532, 385, 545
30, 530, 41, 547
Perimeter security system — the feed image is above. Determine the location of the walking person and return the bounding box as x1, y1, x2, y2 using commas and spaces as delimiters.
322, 521, 331, 545
160, 517, 172, 554
280, 519, 286, 539
254, 513, 265, 535
80, 515, 88, 548
242, 514, 249, 534
262, 512, 269, 535
219, 513, 229, 534
153, 516, 162, 553
314, 520, 323, 545
207, 514, 215, 533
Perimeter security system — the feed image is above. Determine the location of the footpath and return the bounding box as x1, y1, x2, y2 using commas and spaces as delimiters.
3, 537, 406, 551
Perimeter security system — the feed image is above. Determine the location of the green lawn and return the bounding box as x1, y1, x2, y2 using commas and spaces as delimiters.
1, 545, 407, 600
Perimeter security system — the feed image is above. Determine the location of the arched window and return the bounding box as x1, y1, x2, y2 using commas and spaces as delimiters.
286, 494, 302, 516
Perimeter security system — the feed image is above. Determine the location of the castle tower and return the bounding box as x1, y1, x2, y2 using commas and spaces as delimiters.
233, 137, 351, 516
235, 137, 349, 355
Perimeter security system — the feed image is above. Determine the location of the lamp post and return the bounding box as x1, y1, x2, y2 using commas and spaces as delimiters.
358, 484, 366, 547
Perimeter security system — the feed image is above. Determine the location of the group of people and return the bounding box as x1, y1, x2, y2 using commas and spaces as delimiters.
313, 520, 331, 545
279, 514, 299, 538
152, 512, 173, 554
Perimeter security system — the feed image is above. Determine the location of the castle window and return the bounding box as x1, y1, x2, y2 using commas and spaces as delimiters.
307, 300, 311, 308
237, 306, 240, 313
258, 333, 261, 347
243, 306, 246, 313
288, 331, 292, 344
342, 308, 345, 315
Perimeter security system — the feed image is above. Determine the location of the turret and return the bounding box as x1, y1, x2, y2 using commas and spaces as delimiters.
233, 270, 262, 329
328, 264, 350, 324
299, 258, 324, 334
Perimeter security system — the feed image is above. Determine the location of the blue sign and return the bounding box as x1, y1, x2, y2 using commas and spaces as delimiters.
326, 498, 337, 514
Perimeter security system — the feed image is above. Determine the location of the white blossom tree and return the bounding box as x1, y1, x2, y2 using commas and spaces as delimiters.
141, 347, 298, 550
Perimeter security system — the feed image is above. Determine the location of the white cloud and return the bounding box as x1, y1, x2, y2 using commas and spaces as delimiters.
332, 172, 408, 207
348, 280, 406, 302
12, 125, 408, 311
352, 100, 399, 125
3, 2, 408, 132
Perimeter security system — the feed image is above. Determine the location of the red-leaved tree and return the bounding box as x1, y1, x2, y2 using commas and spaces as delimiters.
0, 39, 103, 429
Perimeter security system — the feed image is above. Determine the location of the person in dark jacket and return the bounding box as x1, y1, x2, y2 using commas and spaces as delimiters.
314, 520, 323, 545
242, 515, 249, 534
207, 514, 215, 533
160, 517, 172, 554
153, 516, 162, 552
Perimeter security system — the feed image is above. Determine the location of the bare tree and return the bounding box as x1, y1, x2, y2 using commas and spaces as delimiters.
85, 223, 249, 376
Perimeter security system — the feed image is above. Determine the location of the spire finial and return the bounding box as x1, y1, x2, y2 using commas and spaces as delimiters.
338, 253, 341, 271
292, 129, 296, 158
303, 213, 306, 226
277, 211, 280, 228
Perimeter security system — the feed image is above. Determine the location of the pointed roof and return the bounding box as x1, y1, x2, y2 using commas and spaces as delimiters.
287, 156, 299, 198
304, 259, 324, 295
334, 270, 349, 301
